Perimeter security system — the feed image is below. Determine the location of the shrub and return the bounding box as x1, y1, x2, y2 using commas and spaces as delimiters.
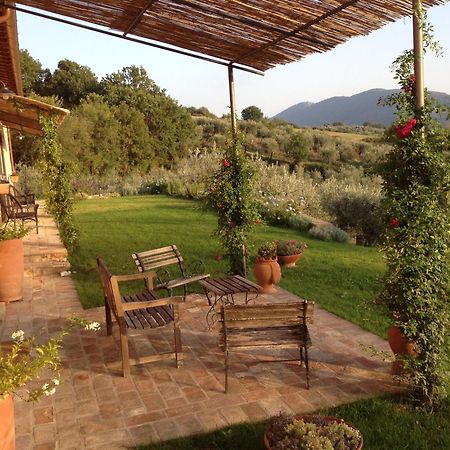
308, 225, 349, 243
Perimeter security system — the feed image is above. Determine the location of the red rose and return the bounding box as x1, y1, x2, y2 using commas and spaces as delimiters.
223, 159, 231, 167
214, 254, 222, 261
394, 118, 417, 139
255, 219, 261, 225
389, 217, 400, 228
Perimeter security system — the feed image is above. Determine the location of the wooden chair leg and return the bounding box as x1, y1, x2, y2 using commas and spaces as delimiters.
105, 299, 113, 336
119, 323, 130, 377
224, 349, 229, 393
300, 346, 304, 366
304, 346, 310, 389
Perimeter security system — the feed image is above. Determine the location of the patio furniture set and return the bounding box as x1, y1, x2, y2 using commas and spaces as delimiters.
97, 245, 315, 392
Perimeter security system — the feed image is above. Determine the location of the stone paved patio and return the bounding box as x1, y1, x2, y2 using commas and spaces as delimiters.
0, 210, 401, 450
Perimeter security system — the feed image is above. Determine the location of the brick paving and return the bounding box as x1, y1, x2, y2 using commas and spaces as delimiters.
0, 210, 401, 449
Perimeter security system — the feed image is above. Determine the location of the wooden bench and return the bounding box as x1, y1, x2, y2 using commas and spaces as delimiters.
97, 257, 183, 376
8, 184, 36, 207
131, 245, 209, 300
219, 301, 314, 393
0, 192, 39, 233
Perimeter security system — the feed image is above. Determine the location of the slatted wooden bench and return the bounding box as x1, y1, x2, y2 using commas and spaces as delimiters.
97, 257, 183, 376
219, 301, 314, 393
0, 192, 39, 233
131, 245, 209, 300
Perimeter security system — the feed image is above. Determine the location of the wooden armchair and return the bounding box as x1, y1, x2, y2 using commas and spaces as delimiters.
97, 257, 183, 376
219, 301, 314, 392
131, 245, 209, 300
0, 193, 39, 233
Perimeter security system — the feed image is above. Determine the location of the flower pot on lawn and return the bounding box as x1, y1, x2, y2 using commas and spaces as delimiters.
0, 394, 15, 450
253, 257, 281, 294
0, 239, 24, 303
277, 253, 301, 267
387, 325, 416, 375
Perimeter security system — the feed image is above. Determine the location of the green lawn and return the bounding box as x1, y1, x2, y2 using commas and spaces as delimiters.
137, 394, 450, 450
69, 195, 388, 337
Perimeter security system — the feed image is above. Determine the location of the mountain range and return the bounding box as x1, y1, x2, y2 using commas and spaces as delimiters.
273, 88, 450, 126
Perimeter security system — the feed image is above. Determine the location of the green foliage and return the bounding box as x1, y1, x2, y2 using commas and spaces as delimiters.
285, 131, 312, 163
308, 225, 350, 243
0, 223, 30, 241
276, 239, 308, 256
206, 135, 260, 275
39, 116, 79, 250
378, 14, 450, 406
257, 241, 277, 259
0, 317, 100, 401
241, 105, 264, 121
20, 49, 45, 95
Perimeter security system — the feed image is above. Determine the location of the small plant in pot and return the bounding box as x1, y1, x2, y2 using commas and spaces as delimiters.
264, 412, 363, 450
253, 242, 281, 294
276, 239, 308, 267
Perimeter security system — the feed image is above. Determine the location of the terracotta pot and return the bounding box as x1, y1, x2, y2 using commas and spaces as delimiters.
0, 183, 9, 194
264, 415, 363, 450
278, 253, 301, 267
0, 394, 15, 450
9, 175, 19, 185
0, 239, 24, 302
387, 326, 416, 375
253, 257, 281, 294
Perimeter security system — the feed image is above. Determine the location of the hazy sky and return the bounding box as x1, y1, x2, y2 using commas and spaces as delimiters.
17, 3, 450, 117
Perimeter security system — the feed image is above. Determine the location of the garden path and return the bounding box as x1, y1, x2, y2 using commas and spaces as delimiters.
0, 209, 403, 450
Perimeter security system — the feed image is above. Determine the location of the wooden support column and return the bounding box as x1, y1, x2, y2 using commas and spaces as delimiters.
228, 64, 237, 140
412, 0, 425, 110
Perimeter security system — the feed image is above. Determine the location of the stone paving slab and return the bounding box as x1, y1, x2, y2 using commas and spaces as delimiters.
0, 209, 402, 449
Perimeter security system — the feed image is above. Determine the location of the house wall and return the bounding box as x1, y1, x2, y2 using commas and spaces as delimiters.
0, 124, 13, 182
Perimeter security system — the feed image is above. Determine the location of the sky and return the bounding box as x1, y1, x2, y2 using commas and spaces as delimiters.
17, 3, 450, 118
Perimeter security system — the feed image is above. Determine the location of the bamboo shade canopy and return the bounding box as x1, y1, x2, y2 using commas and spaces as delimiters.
8, 0, 448, 72
0, 96, 69, 136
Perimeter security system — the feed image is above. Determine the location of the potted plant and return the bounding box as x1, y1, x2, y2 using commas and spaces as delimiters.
9, 173, 19, 185
253, 241, 281, 294
0, 178, 9, 195
276, 239, 308, 267
0, 224, 30, 303
264, 412, 363, 450
0, 318, 100, 450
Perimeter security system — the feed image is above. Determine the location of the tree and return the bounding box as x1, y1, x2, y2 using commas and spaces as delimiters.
45, 59, 100, 108
20, 50, 43, 95
284, 132, 311, 163
241, 106, 264, 121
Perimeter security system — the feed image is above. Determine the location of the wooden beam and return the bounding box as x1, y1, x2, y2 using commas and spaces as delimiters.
232, 0, 360, 65
413, 0, 425, 110
123, 0, 158, 37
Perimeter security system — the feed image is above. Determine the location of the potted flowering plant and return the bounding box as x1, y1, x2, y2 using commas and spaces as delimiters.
253, 241, 281, 294
0, 224, 31, 303
276, 239, 308, 267
264, 412, 363, 450
0, 317, 100, 449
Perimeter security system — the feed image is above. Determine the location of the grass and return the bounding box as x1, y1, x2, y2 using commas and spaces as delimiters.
136, 394, 450, 450
69, 195, 388, 337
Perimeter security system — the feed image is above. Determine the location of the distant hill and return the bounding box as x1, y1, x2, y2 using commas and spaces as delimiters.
274, 88, 450, 126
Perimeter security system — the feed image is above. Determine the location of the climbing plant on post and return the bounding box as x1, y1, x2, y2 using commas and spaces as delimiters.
39, 116, 78, 250
207, 134, 260, 276
378, 13, 449, 406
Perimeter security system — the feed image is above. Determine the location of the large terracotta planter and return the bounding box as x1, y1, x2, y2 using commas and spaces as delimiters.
387, 325, 416, 375
0, 183, 9, 194
264, 415, 363, 450
0, 239, 24, 303
0, 394, 15, 450
253, 257, 281, 294
277, 253, 301, 267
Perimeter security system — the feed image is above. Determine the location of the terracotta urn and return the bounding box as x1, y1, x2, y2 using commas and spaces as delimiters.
9, 175, 19, 185
387, 325, 416, 375
277, 253, 301, 267
0, 239, 24, 302
0, 394, 15, 450
253, 257, 281, 294
0, 183, 9, 195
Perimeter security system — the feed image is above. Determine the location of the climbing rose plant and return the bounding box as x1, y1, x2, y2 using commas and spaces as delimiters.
39, 116, 78, 250
207, 134, 260, 275
378, 13, 449, 406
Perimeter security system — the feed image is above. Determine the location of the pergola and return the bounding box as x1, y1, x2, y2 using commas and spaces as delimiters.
2, 0, 446, 134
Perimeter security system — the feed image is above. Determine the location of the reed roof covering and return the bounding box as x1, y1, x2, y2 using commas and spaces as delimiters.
11, 0, 447, 72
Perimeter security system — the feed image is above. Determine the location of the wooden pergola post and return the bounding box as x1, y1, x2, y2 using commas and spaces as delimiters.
413, 0, 425, 110
227, 64, 237, 140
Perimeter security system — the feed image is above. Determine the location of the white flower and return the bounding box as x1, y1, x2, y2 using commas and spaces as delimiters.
52, 378, 60, 386
42, 383, 49, 391
44, 387, 56, 396
84, 321, 101, 331
11, 330, 25, 342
